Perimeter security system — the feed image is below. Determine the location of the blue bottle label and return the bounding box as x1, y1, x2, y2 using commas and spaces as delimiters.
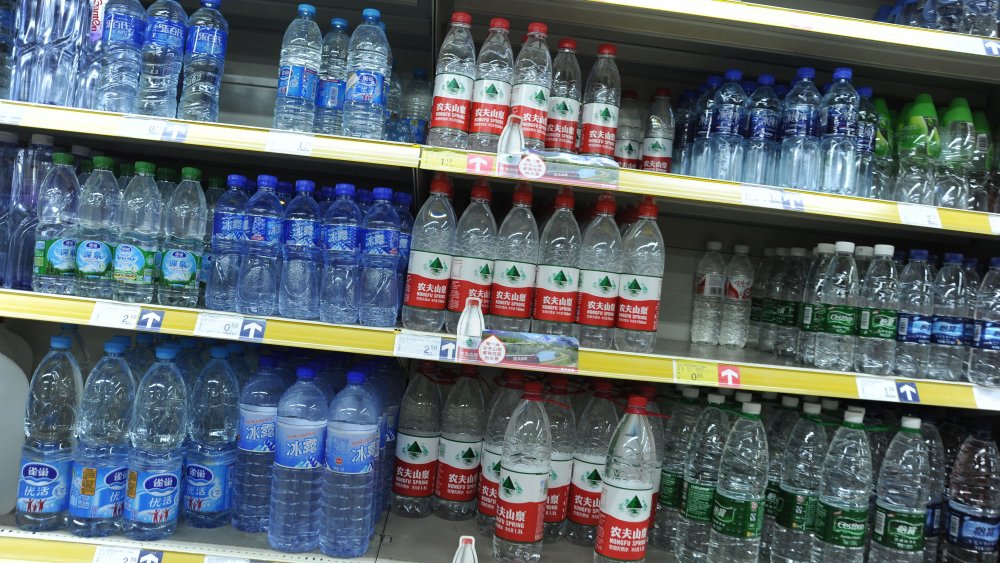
183, 460, 231, 514
17, 458, 71, 514
274, 419, 326, 469
857, 121, 877, 154
317, 78, 346, 110
324, 422, 379, 474
931, 315, 967, 346
345, 70, 386, 106
926, 502, 942, 536
246, 215, 282, 244
146, 16, 186, 51
399, 232, 411, 260
324, 224, 360, 252
277, 64, 319, 102
946, 500, 1000, 552
69, 463, 128, 519
76, 240, 114, 278
782, 107, 818, 138
160, 249, 200, 289
747, 109, 778, 141
237, 405, 277, 453
283, 218, 318, 246
824, 105, 858, 136
974, 320, 1000, 350
186, 26, 227, 58
693, 109, 712, 140
103, 12, 146, 49
897, 313, 932, 344
406, 118, 428, 144
124, 468, 181, 524
213, 211, 246, 239
709, 105, 744, 136
363, 228, 399, 256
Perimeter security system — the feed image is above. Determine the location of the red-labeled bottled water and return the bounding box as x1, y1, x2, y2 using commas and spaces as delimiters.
402, 175, 456, 332
391, 370, 442, 518
642, 89, 675, 173
434, 368, 485, 520
490, 183, 539, 332
477, 372, 524, 537
567, 381, 620, 546
545, 38, 582, 154
614, 199, 664, 352
576, 194, 622, 349
446, 180, 497, 333
468, 18, 514, 153
426, 12, 476, 150
544, 376, 577, 542
580, 44, 621, 159
509, 23, 553, 150
614, 91, 642, 168
532, 191, 581, 338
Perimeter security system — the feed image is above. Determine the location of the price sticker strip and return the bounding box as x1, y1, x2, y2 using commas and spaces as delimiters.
393, 331, 458, 362
89, 302, 141, 330
194, 312, 246, 340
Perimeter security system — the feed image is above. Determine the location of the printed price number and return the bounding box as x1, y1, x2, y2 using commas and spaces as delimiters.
855, 377, 899, 402
92, 547, 140, 563
119, 117, 189, 143
89, 301, 140, 330
675, 360, 715, 384
394, 332, 457, 362
193, 312, 244, 340
897, 203, 942, 229
265, 131, 314, 156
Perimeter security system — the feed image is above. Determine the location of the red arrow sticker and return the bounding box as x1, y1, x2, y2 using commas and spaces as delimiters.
718, 365, 741, 387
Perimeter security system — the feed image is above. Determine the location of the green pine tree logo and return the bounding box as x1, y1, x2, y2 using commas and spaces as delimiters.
584, 469, 602, 488
598, 276, 614, 294
490, 460, 502, 477
458, 448, 479, 466
625, 142, 636, 155
445, 78, 464, 95
478, 263, 492, 280
555, 100, 570, 116
533, 90, 547, 104
504, 265, 522, 282
651, 141, 665, 151
625, 278, 643, 295
427, 257, 446, 276
404, 441, 427, 460
484, 83, 500, 99
599, 108, 613, 121
553, 270, 570, 287
500, 475, 523, 498
621, 495, 646, 517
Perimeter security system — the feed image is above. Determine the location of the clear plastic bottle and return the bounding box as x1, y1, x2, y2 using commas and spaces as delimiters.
775, 247, 809, 358
426, 12, 476, 149
237, 174, 283, 316
492, 381, 552, 563
467, 18, 513, 152
113, 161, 161, 303
688, 76, 724, 178
869, 417, 930, 563
176, 0, 227, 122
718, 245, 754, 347
314, 18, 349, 136
639, 88, 675, 173
320, 183, 362, 324
343, 8, 391, 140
778, 67, 822, 191
278, 180, 321, 319
509, 22, 552, 150
809, 409, 872, 563
969, 111, 992, 211
896, 249, 935, 378
268, 367, 328, 552
577, 196, 622, 348
273, 4, 321, 132
615, 200, 664, 353
544, 38, 583, 154
920, 418, 947, 563
760, 394, 801, 558
871, 97, 897, 201
579, 44, 621, 160
183, 346, 238, 528
854, 245, 874, 280
705, 69, 747, 182
971, 257, 1000, 385
158, 167, 206, 307
205, 174, 247, 311
818, 68, 859, 196
748, 248, 776, 350
707, 402, 769, 562
961, 0, 998, 35
123, 345, 187, 541
690, 241, 726, 345
136, 0, 188, 118
31, 152, 79, 295
857, 244, 899, 375
614, 91, 642, 168
543, 377, 576, 542
936, 98, 974, 210
532, 191, 581, 338
391, 370, 441, 518
759, 249, 788, 353
95, 0, 147, 113
815, 241, 860, 371
671, 89, 698, 175
402, 176, 455, 331
359, 187, 400, 326
401, 68, 432, 144
928, 253, 969, 381
446, 182, 497, 333
567, 380, 620, 546
395, 190, 414, 308
855, 87, 878, 198
651, 388, 700, 551
5, 134, 55, 291
477, 372, 524, 537
942, 424, 1000, 562
895, 94, 939, 205
491, 184, 539, 332
742, 74, 781, 185
0, 0, 15, 99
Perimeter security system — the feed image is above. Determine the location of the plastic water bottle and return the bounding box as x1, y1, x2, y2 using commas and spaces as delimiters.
176, 337, 203, 391
935, 98, 974, 210
5, 134, 55, 291
719, 245, 754, 347
576, 45, 621, 160
391, 370, 441, 517
467, 18, 513, 152
318, 370, 379, 557
135, 0, 188, 117
314, 18, 349, 136
691, 241, 726, 345
868, 417, 930, 563
815, 241, 860, 372
896, 249, 934, 378
615, 199, 664, 353
320, 183, 361, 324
855, 87, 878, 198
542, 377, 576, 541
401, 69, 432, 144
359, 187, 399, 326
114, 162, 161, 303
742, 75, 780, 185
15, 336, 81, 531
532, 190, 581, 338
818, 68, 859, 196
671, 89, 698, 175
434, 369, 485, 520
809, 409, 872, 563
446, 182, 497, 333
395, 191, 414, 306
928, 253, 969, 381
425, 12, 475, 149
402, 176, 455, 331
477, 373, 523, 536
268, 367, 328, 552
94, 0, 146, 113
277, 180, 320, 319
176, 0, 227, 122
273, 4, 321, 132
509, 22, 552, 150
613, 91, 642, 168
920, 418, 946, 563
637, 88, 676, 173
854, 245, 874, 280
705, 69, 747, 181
942, 424, 1000, 562
0, 0, 14, 99
158, 167, 206, 307
123, 345, 187, 541
489, 184, 538, 332
961, 0, 998, 34
205, 174, 247, 311
969, 111, 993, 211
183, 346, 238, 528
857, 244, 899, 375
758, 248, 788, 353
650, 388, 699, 551
31, 152, 79, 295
688, 76, 723, 178
748, 248, 776, 350
971, 257, 1000, 385
492, 381, 552, 562
342, 8, 390, 140
544, 38, 582, 154
238, 174, 283, 316
74, 157, 120, 299
566, 381, 619, 547
706, 402, 768, 562
575, 196, 621, 348
778, 67, 822, 191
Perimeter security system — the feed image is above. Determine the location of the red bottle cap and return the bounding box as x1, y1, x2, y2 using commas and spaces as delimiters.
451, 11, 472, 24
527, 22, 548, 35
548, 375, 569, 392
471, 178, 492, 201
625, 395, 648, 414
489, 17, 509, 30
593, 380, 613, 398
637, 384, 657, 399
622, 90, 638, 100
655, 87, 672, 97
503, 371, 524, 389
523, 381, 544, 398
558, 38, 577, 51
555, 193, 574, 210
595, 198, 616, 215
597, 43, 616, 56
638, 197, 658, 218
512, 187, 533, 206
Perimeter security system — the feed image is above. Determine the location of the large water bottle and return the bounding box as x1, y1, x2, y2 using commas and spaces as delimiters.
318, 370, 379, 557
434, 369, 485, 520
747, 248, 776, 349
425, 12, 475, 149
855, 87, 878, 198
237, 174, 283, 316
615, 199, 664, 353
705, 69, 747, 181
928, 253, 970, 381
492, 381, 552, 562
758, 248, 789, 352
942, 424, 1000, 562
576, 196, 621, 348
857, 244, 899, 375
675, 393, 731, 563
742, 74, 780, 185
895, 94, 939, 205
971, 257, 1000, 385
205, 174, 247, 311
158, 167, 205, 307
135, 0, 188, 117
690, 241, 726, 345
466, 18, 513, 152
320, 183, 361, 324
920, 418, 946, 563
445, 182, 497, 333
969, 111, 993, 211
5, 134, 54, 291
391, 370, 441, 517
687, 77, 723, 178
24, 0, 85, 106
544, 38, 582, 154
778, 67, 821, 191
532, 190, 581, 337
476, 373, 523, 535
123, 345, 187, 541
774, 247, 808, 358
359, 187, 399, 326
509, 22, 552, 150
542, 377, 576, 541
74, 157, 119, 299
183, 346, 238, 528
868, 417, 930, 563
936, 98, 974, 209
401, 69, 432, 144
342, 8, 390, 140
16, 336, 81, 531
815, 241, 860, 371
566, 380, 619, 546
650, 388, 700, 551
268, 367, 328, 552
272, 4, 321, 132
760, 395, 801, 560
614, 91, 642, 168
706, 402, 768, 562
278, 180, 321, 319
31, 152, 79, 295
579, 44, 622, 160
769, 401, 828, 563
314, 18, 349, 136
818, 68, 859, 195
0, 0, 14, 99
94, 0, 146, 113
961, 0, 998, 34
176, 0, 227, 122
718, 245, 754, 347
896, 249, 934, 378
113, 162, 160, 303
402, 176, 455, 331
395, 192, 414, 307
640, 88, 675, 173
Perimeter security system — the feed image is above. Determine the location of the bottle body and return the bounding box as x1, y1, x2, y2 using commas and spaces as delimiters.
177, 2, 228, 122
95, 0, 147, 113
342, 12, 392, 140
135, 0, 188, 118
273, 7, 322, 132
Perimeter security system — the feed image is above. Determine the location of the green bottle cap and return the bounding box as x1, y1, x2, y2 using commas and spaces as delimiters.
872, 97, 891, 118
79, 159, 93, 173
52, 152, 74, 165
156, 167, 177, 182
942, 98, 973, 127
207, 176, 224, 189
181, 167, 202, 181
118, 163, 134, 176
93, 156, 115, 170
134, 161, 156, 175
973, 111, 991, 134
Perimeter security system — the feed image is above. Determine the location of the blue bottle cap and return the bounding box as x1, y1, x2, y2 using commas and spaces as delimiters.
258, 355, 276, 368
707, 75, 723, 88
740, 80, 756, 93
943, 252, 964, 264
180, 337, 198, 349
155, 345, 178, 360
50, 335, 72, 350
796, 67, 816, 79
331, 17, 348, 29
210, 346, 229, 359
319, 185, 336, 198
202, 0, 220, 7
335, 183, 356, 196
297, 366, 316, 380
394, 192, 412, 206
111, 335, 132, 347
373, 187, 393, 200
857, 86, 873, 98
757, 74, 775, 86
104, 340, 127, 354
357, 188, 373, 202
362, 8, 381, 20
257, 174, 278, 189
909, 249, 929, 260
278, 181, 294, 195
774, 84, 789, 97
991, 257, 1000, 269
723, 69, 742, 82
965, 257, 979, 268
347, 370, 366, 384
833, 67, 853, 81
298, 4, 316, 17
227, 174, 247, 189
413, 68, 427, 81
136, 332, 154, 345
227, 342, 242, 352
295, 180, 315, 193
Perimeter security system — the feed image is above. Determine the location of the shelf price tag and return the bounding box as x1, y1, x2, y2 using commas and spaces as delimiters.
897, 203, 942, 229
394, 331, 457, 362
740, 184, 785, 209
988, 214, 1000, 235
855, 376, 899, 402
89, 301, 141, 330
194, 312, 244, 340
0, 101, 24, 125
675, 360, 715, 385
265, 131, 314, 156
204, 557, 253, 563
119, 116, 189, 143
92, 547, 140, 563
973, 387, 1000, 410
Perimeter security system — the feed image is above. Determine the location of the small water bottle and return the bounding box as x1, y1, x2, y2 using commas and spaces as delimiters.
942, 423, 1000, 562
818, 68, 859, 196
869, 417, 930, 563
576, 195, 622, 348
278, 180, 321, 320
490, 184, 539, 332
401, 176, 456, 332
434, 369, 485, 521
273, 4, 322, 131
690, 241, 726, 345
359, 187, 400, 326
391, 370, 441, 517
31, 152, 79, 296
815, 241, 860, 372
314, 18, 349, 136
742, 75, 780, 185
705, 69, 748, 182
467, 19, 513, 152
401, 69, 432, 143
778, 67, 822, 191
642, 88, 675, 173
719, 244, 754, 348
614, 199, 665, 353
445, 182, 497, 334
74, 157, 120, 300
237, 174, 283, 316
509, 22, 552, 150
158, 167, 206, 308
320, 183, 362, 324
95, 0, 147, 113
426, 12, 476, 149
857, 244, 899, 375
928, 253, 970, 381
205, 174, 248, 312
136, 0, 189, 118
113, 161, 161, 304
544, 38, 583, 154
342, 8, 391, 140
177, 0, 228, 122
532, 190, 581, 338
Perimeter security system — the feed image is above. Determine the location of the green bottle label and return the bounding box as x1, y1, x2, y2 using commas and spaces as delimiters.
822, 305, 859, 336
659, 469, 684, 509
773, 300, 799, 327
750, 298, 763, 323
711, 492, 765, 539
113, 243, 159, 286
858, 307, 898, 340
775, 487, 819, 532
873, 503, 924, 552
33, 237, 78, 277
799, 302, 828, 333
764, 480, 781, 519
761, 298, 776, 324
815, 500, 869, 548
681, 481, 715, 522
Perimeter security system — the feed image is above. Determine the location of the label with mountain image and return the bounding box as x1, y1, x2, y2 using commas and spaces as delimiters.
404, 250, 453, 310
477, 447, 503, 517
616, 274, 662, 332
711, 492, 765, 538
576, 269, 620, 327
815, 501, 869, 548
510, 83, 551, 142
533, 264, 580, 322
470, 79, 512, 136
545, 454, 573, 523
594, 479, 654, 560
569, 454, 605, 526
392, 431, 439, 498
545, 96, 582, 151
641, 136, 673, 173
495, 465, 548, 543
491, 260, 537, 319
447, 256, 494, 313
581, 102, 618, 156
429, 73, 474, 131
434, 437, 482, 502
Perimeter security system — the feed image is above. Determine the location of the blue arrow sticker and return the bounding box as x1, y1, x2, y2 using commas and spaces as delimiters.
137, 550, 163, 563
160, 122, 189, 142
984, 39, 1000, 56
782, 192, 805, 211
896, 381, 921, 403
439, 337, 457, 362
240, 318, 267, 342
137, 309, 164, 331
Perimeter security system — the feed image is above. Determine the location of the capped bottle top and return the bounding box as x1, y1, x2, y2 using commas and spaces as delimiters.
707, 75, 723, 88
909, 248, 929, 260
50, 335, 72, 350
297, 366, 316, 380
735, 391, 752, 403
331, 17, 348, 28
966, 257, 980, 269
489, 17, 509, 30
681, 387, 700, 400
707, 241, 722, 251
555, 193, 574, 210
373, 186, 393, 200
973, 111, 991, 133
104, 339, 127, 354
822, 398, 840, 410
298, 4, 316, 17
781, 395, 799, 408
832, 67, 852, 81
31, 134, 54, 146
51, 152, 73, 166
471, 181, 491, 201
155, 345, 179, 360
757, 74, 775, 86
227, 174, 247, 188
622, 90, 638, 100
857, 86, 873, 98
513, 183, 533, 205
912, 93, 936, 114
156, 167, 177, 181
834, 241, 855, 253
742, 402, 762, 415
625, 395, 647, 413
724, 69, 742, 82
296, 179, 315, 193
991, 257, 1000, 269
597, 43, 616, 56
817, 243, 835, 254
503, 371, 524, 387
258, 355, 276, 368
450, 11, 472, 24
356, 189, 373, 202
527, 22, 548, 35
0, 131, 15, 144
93, 156, 115, 170
278, 181, 294, 195
733, 244, 750, 255
523, 381, 544, 397
257, 174, 278, 189
412, 68, 427, 80
943, 252, 964, 264
943, 98, 973, 126
846, 405, 865, 415
394, 192, 412, 206
796, 67, 816, 79
549, 375, 569, 390
655, 87, 671, 97
706, 393, 725, 405
430, 175, 453, 196
362, 7, 380, 20
111, 335, 132, 347
226, 342, 242, 353
180, 337, 198, 349
900, 416, 922, 430
595, 197, 616, 215
844, 410, 864, 424
347, 370, 365, 384
854, 245, 873, 257
210, 346, 229, 359
803, 402, 821, 415
558, 38, 577, 51
637, 201, 658, 218
335, 183, 356, 196
181, 167, 201, 180
874, 244, 894, 257
593, 380, 613, 396
134, 161, 155, 174
636, 384, 656, 400
790, 247, 806, 257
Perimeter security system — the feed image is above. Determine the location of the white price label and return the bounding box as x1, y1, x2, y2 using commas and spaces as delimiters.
0, 101, 24, 125
92, 546, 140, 563
193, 312, 244, 340
988, 215, 1000, 235
203, 557, 251, 563
897, 203, 942, 229
119, 116, 188, 142
740, 184, 785, 209
394, 332, 443, 360
89, 301, 140, 329
855, 377, 900, 402
265, 131, 314, 156
973, 386, 1000, 410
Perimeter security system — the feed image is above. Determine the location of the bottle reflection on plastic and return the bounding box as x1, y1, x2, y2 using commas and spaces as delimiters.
456, 296, 485, 362
498, 115, 525, 155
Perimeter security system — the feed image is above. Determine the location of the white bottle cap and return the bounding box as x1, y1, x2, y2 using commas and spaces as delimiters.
781, 395, 800, 408
30, 134, 53, 146
0, 131, 16, 144
846, 406, 866, 418
764, 248, 775, 257
821, 398, 840, 411
802, 395, 820, 403
803, 402, 822, 415
817, 243, 835, 254
844, 410, 865, 424
707, 393, 725, 405
742, 402, 762, 415
682, 388, 700, 400
874, 244, 895, 257
734, 244, 750, 255
901, 416, 922, 430
790, 247, 807, 257
708, 241, 723, 251
835, 241, 856, 253
761, 391, 778, 401
70, 144, 91, 158
735, 391, 753, 403
776, 247, 789, 256
855, 245, 874, 257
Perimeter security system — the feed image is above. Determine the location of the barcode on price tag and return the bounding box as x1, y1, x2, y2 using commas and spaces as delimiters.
973, 387, 1000, 410
897, 203, 942, 229
89, 302, 141, 330
856, 377, 900, 402
194, 312, 244, 340
92, 546, 140, 563
265, 131, 314, 156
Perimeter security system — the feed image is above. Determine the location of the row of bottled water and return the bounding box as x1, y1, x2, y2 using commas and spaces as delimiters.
876, 0, 1000, 37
